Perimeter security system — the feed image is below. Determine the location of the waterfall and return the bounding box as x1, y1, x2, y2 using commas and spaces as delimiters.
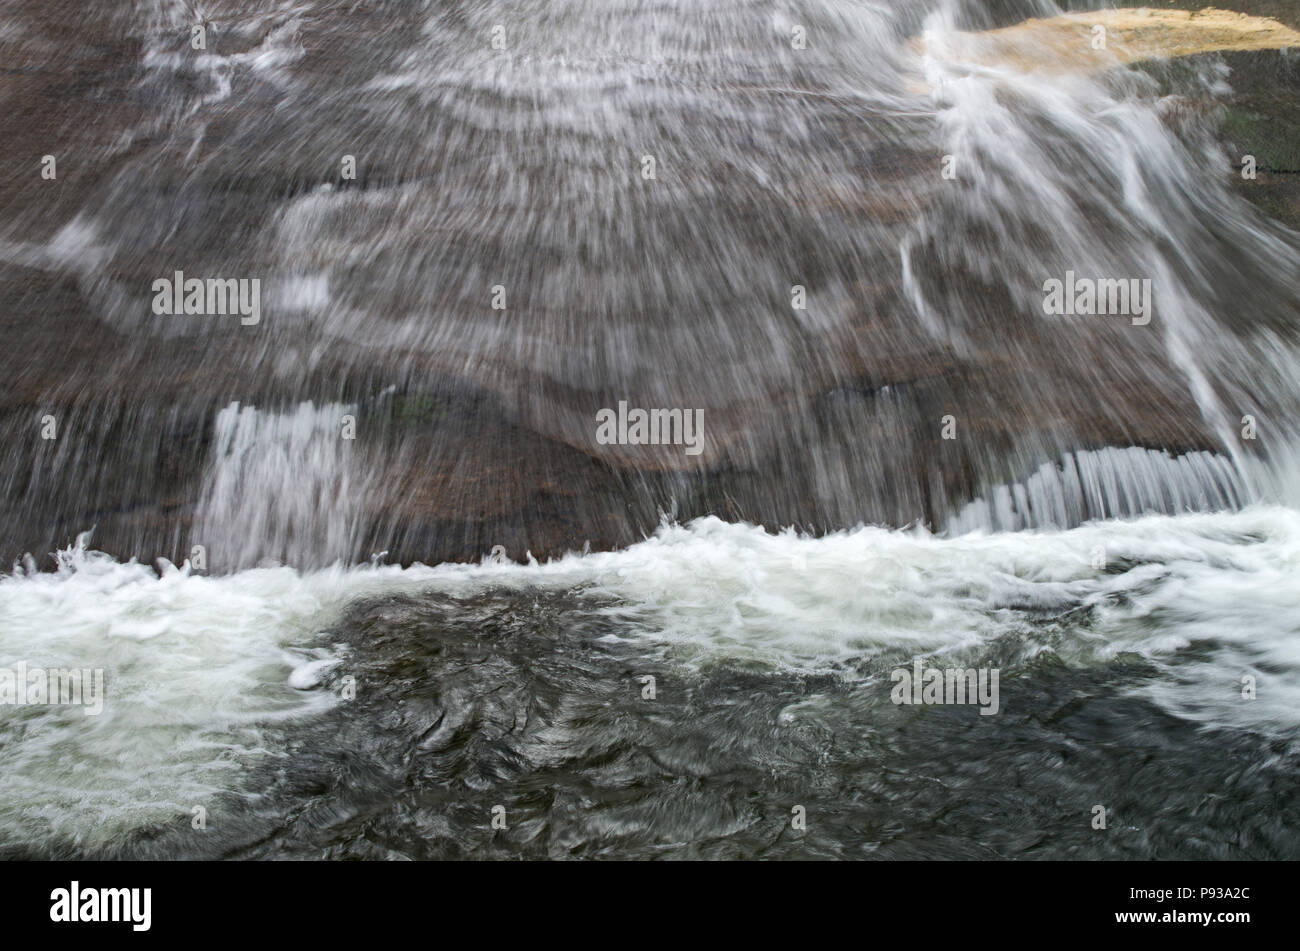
195, 401, 376, 570
0, 0, 1296, 569
4, 0, 1300, 867
945, 446, 1246, 534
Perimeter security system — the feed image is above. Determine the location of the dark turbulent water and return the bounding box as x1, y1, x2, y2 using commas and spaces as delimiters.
2, 511, 1298, 859
156, 603, 1300, 861
1, 0, 1299, 860
201, 590, 1300, 861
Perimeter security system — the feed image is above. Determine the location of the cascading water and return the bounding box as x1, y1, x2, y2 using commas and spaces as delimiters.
0, 0, 1297, 861
911, 2, 1300, 486
946, 446, 1246, 533
196, 400, 376, 570
0, 0, 1296, 567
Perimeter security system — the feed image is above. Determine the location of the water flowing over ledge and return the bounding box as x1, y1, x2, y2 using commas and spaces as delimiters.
2, 0, 1299, 864
946, 446, 1247, 533
0, 0, 1298, 571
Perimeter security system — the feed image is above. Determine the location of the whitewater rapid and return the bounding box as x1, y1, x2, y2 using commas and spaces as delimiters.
2, 505, 1297, 852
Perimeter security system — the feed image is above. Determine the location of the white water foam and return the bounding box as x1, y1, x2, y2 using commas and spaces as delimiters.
4, 505, 1296, 850
0, 536, 352, 852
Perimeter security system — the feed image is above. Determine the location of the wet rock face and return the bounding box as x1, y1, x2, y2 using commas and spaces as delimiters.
1, 1, 1299, 570
1219, 48, 1300, 231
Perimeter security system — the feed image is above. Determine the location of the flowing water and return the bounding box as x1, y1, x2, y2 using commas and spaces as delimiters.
0, 0, 1298, 858
3, 510, 1299, 859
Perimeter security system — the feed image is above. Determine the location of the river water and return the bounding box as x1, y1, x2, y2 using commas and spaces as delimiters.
0, 0, 1297, 858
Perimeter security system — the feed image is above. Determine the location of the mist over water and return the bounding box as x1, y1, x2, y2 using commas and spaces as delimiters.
1, 0, 1298, 859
